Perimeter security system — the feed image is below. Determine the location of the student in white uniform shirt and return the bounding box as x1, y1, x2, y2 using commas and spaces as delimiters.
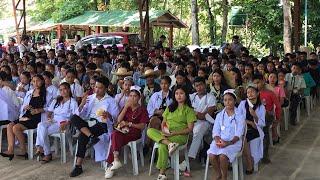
43, 71, 58, 100
147, 76, 173, 129
69, 76, 119, 177
35, 82, 79, 163
180, 77, 216, 169
64, 69, 84, 103
0, 81, 20, 126
145, 76, 173, 150
16, 71, 33, 99
114, 76, 134, 110
285, 63, 306, 125
238, 84, 265, 175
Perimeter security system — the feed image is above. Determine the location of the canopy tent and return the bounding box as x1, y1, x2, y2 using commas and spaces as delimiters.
60, 10, 187, 28
28, 19, 57, 32
229, 6, 247, 27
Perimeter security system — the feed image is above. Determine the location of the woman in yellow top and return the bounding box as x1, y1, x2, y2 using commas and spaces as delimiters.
147, 85, 196, 180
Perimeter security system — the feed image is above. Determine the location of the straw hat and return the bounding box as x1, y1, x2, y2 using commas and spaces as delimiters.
141, 69, 159, 78
112, 68, 133, 76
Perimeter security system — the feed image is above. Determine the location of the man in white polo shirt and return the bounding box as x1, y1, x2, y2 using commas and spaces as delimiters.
180, 76, 216, 170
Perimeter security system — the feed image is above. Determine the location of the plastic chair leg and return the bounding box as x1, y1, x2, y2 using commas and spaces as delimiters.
149, 144, 157, 176
239, 156, 244, 180
60, 133, 66, 163
173, 151, 180, 180
130, 142, 139, 176
232, 158, 239, 180
139, 144, 144, 167
123, 146, 128, 165
204, 156, 209, 180
27, 130, 34, 160
73, 140, 78, 168
184, 148, 190, 172
53, 137, 59, 156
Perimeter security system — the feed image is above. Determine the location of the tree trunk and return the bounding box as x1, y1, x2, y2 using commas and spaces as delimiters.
283, 0, 292, 53
205, 0, 215, 44
190, 0, 200, 45
93, 0, 98, 10
293, 0, 301, 51
221, 0, 228, 44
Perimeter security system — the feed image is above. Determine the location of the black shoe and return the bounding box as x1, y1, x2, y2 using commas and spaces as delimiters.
0, 152, 14, 161
17, 153, 28, 160
261, 158, 271, 164
143, 146, 149, 156
273, 138, 280, 145
245, 169, 254, 175
86, 136, 100, 149
70, 165, 83, 177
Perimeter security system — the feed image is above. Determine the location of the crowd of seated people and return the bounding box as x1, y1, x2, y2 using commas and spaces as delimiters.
0, 34, 319, 180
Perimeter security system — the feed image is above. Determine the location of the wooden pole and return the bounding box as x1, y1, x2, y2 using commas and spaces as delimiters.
12, 0, 20, 42
293, 0, 301, 51
145, 0, 150, 50
169, 25, 173, 48
22, 0, 26, 35
95, 26, 101, 34
57, 24, 62, 39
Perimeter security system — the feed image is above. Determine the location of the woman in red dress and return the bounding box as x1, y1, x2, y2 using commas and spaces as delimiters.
104, 85, 149, 179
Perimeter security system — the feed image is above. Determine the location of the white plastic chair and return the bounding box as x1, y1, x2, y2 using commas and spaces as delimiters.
24, 129, 36, 160
148, 142, 190, 180
296, 103, 301, 123
204, 125, 247, 180
0, 125, 6, 151
50, 131, 74, 163
282, 107, 289, 131
170, 143, 190, 180
123, 138, 145, 176
304, 96, 311, 117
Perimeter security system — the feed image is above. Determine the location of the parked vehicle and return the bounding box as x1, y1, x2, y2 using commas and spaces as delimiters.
80, 32, 141, 51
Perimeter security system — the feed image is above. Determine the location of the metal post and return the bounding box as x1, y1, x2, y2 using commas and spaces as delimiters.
304, 0, 307, 47
22, 0, 26, 35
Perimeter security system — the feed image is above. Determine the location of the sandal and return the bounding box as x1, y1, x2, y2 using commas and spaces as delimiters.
157, 174, 168, 180
168, 142, 179, 156
41, 154, 52, 164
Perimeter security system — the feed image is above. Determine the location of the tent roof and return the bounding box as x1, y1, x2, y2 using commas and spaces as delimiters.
28, 19, 56, 32
60, 10, 187, 28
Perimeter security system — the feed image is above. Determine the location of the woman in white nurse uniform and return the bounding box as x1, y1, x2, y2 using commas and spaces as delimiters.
36, 82, 79, 163
207, 89, 245, 180
238, 84, 265, 174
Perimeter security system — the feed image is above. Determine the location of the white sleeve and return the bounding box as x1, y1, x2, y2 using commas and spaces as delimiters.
147, 94, 156, 117
237, 101, 246, 117
75, 84, 84, 97
71, 99, 79, 116
256, 105, 266, 128
48, 100, 56, 112
207, 94, 216, 107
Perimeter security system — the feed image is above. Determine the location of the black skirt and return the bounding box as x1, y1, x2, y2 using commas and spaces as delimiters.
246, 127, 260, 142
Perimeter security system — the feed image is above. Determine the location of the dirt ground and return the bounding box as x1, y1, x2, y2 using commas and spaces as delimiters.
1, 109, 320, 180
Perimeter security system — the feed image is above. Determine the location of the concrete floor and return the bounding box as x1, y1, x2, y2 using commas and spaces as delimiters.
0, 106, 320, 180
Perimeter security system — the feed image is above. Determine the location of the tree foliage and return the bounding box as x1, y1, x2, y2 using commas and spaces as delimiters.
27, 0, 320, 54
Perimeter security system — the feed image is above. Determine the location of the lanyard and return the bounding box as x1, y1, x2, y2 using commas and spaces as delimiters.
157, 91, 170, 107
192, 93, 208, 108
221, 110, 237, 132
291, 76, 296, 89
